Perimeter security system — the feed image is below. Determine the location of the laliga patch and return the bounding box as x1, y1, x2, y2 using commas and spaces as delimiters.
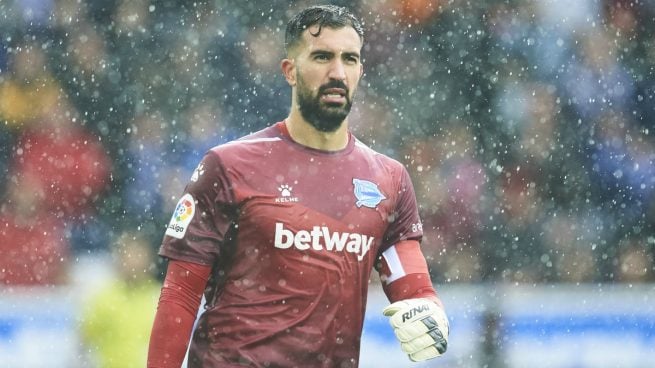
353, 178, 386, 208
165, 193, 195, 239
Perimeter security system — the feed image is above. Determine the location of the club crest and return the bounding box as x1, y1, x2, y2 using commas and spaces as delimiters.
353, 178, 386, 208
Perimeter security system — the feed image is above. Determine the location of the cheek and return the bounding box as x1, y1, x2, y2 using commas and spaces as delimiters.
348, 72, 361, 93
297, 66, 322, 88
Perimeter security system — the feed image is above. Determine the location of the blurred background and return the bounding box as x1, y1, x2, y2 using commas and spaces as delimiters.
0, 0, 654, 367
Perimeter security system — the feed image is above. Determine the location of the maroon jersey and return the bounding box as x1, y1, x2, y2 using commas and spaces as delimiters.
160, 121, 423, 368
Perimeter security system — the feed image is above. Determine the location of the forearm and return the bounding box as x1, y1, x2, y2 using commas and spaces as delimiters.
383, 273, 441, 305
379, 240, 442, 307
379, 241, 449, 361
148, 260, 211, 368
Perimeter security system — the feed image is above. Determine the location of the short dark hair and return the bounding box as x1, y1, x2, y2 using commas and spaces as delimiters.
285, 5, 364, 54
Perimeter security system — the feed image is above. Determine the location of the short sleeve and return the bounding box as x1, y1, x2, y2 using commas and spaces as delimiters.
381, 166, 423, 251
159, 151, 236, 266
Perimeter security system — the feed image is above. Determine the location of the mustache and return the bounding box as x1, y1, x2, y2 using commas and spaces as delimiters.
318, 81, 349, 95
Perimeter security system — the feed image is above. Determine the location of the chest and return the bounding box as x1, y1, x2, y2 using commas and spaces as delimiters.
227, 153, 395, 262
234, 154, 392, 226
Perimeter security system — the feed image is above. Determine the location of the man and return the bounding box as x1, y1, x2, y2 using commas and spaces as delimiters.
148, 5, 448, 368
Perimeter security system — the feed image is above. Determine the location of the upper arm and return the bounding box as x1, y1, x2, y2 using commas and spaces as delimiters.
381, 164, 423, 253
159, 151, 236, 265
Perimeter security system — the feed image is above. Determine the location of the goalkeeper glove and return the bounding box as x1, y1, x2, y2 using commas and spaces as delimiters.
382, 298, 449, 362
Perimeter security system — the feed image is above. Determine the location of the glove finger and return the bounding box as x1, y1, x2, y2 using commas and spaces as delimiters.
435, 340, 447, 354
423, 317, 449, 345
414, 312, 450, 338
409, 346, 442, 362
425, 329, 448, 354
401, 327, 447, 353
382, 301, 407, 317
400, 333, 438, 354
394, 319, 430, 341
395, 314, 449, 342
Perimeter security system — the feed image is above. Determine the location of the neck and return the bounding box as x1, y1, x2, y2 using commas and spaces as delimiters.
285, 108, 349, 151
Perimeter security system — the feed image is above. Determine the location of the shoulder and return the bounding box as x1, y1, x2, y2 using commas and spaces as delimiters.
209, 123, 284, 157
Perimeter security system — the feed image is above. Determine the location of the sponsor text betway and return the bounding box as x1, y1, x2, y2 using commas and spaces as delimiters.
274, 222, 372, 261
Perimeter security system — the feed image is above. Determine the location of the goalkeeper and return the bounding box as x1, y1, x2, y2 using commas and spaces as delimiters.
148, 5, 448, 367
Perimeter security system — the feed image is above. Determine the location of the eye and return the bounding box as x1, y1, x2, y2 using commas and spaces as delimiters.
345, 56, 359, 64
314, 53, 330, 61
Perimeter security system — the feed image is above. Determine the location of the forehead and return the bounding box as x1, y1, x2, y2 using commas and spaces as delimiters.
300, 25, 362, 54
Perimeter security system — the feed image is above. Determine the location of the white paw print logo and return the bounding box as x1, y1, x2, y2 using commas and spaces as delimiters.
278, 184, 292, 197
190, 163, 205, 182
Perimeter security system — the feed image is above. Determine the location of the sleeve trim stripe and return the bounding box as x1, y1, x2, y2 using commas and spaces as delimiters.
382, 245, 407, 285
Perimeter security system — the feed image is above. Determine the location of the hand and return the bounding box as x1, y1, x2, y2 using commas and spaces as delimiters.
382, 298, 449, 362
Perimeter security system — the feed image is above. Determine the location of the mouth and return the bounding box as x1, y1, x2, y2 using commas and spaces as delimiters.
320, 88, 347, 104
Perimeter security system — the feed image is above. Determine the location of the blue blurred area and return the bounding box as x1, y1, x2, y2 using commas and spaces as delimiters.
4, 286, 651, 368
505, 314, 655, 340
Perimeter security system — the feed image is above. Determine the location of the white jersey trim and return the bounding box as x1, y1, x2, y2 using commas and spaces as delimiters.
224, 137, 283, 145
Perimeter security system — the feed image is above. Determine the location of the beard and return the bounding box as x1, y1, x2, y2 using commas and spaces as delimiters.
296, 76, 353, 133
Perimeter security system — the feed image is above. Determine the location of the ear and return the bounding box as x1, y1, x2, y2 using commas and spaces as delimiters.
281, 58, 296, 86
359, 63, 364, 78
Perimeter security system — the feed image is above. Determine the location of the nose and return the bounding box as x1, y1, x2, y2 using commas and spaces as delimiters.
327, 59, 346, 81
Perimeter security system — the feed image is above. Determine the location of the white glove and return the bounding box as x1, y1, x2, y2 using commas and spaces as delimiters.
382, 298, 449, 362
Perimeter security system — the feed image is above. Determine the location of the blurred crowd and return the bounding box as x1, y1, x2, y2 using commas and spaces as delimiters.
1, 0, 654, 292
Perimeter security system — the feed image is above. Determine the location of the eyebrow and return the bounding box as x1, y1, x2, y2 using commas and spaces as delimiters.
309, 49, 361, 59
